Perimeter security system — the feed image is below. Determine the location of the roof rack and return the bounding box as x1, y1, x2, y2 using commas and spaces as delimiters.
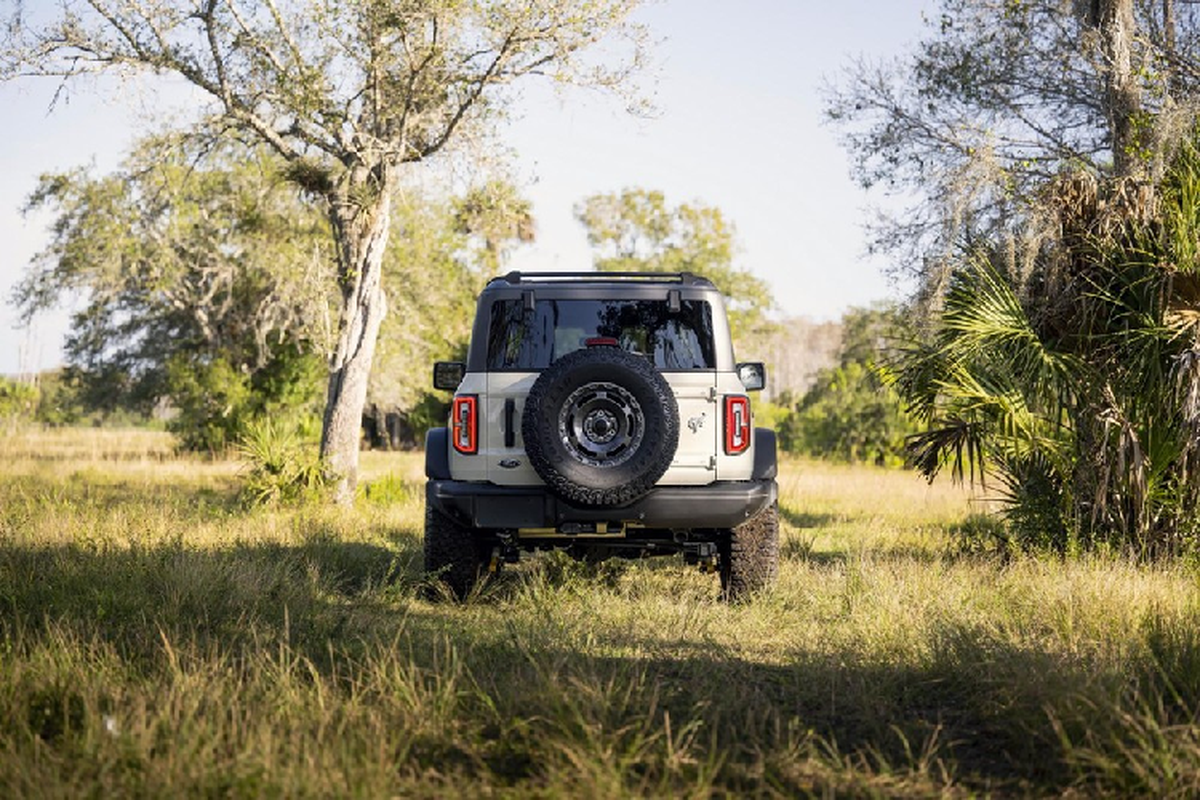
490, 271, 713, 287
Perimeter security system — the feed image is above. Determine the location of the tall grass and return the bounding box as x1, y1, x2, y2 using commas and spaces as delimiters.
3, 430, 1200, 795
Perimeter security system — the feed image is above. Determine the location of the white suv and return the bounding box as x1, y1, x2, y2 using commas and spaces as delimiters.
425, 272, 778, 599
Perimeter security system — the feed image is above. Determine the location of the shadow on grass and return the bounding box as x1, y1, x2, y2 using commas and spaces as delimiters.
779, 505, 845, 529
0, 530, 1143, 795
0, 534, 423, 669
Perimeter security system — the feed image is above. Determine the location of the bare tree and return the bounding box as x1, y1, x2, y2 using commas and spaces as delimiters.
1, 0, 648, 501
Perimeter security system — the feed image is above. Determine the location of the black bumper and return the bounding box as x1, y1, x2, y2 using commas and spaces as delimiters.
427, 479, 778, 530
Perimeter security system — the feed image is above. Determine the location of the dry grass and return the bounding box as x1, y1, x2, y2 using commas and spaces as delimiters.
3, 429, 1200, 796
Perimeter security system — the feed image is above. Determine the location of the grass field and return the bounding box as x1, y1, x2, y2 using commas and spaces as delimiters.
4, 429, 1200, 796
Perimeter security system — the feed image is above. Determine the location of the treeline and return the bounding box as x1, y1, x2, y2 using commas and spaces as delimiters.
5, 136, 923, 474
8, 301, 924, 469
755, 306, 917, 467
0, 370, 140, 430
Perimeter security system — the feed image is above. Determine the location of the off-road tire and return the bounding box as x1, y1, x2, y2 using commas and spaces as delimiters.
522, 346, 679, 506
423, 504, 492, 600
719, 502, 779, 602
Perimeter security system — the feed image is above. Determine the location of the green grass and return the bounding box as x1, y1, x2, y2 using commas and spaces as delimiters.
4, 430, 1200, 796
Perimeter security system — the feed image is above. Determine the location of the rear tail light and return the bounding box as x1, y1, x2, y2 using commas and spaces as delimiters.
725, 395, 751, 455
452, 395, 478, 454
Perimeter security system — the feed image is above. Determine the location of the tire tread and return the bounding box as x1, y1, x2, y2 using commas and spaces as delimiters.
720, 502, 780, 601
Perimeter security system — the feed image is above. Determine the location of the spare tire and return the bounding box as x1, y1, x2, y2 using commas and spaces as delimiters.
522, 346, 679, 506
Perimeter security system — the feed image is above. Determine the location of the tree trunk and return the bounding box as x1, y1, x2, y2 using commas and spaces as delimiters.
321, 173, 392, 504
1094, 0, 1144, 178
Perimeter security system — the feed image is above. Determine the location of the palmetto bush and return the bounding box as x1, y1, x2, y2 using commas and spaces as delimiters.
892, 141, 1200, 556
236, 416, 326, 506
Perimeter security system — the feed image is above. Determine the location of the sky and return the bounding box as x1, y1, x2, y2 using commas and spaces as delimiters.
0, 0, 934, 376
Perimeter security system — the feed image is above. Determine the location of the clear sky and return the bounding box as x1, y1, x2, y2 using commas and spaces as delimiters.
0, 0, 933, 375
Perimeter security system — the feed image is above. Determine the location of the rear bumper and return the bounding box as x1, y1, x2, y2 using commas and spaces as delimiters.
427, 479, 778, 530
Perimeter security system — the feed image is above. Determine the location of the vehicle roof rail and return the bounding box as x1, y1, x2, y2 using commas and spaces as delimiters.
490, 271, 713, 287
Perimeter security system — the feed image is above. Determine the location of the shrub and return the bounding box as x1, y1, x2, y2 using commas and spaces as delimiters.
0, 378, 39, 427
236, 416, 326, 506
893, 138, 1200, 554
166, 346, 324, 455
788, 362, 918, 466
166, 354, 252, 454
766, 304, 917, 466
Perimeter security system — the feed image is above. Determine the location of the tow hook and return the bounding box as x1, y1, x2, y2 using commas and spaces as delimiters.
491, 534, 520, 573
682, 541, 718, 573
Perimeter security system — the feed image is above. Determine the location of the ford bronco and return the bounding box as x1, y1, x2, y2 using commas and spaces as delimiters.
425, 271, 779, 600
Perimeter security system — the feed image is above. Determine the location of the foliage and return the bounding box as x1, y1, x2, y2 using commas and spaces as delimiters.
29, 370, 84, 427
892, 258, 1078, 548
826, 0, 1200, 300
16, 137, 331, 451
236, 416, 327, 506
0, 376, 38, 426
166, 355, 253, 455
575, 188, 774, 340
892, 140, 1200, 554
453, 180, 536, 274
168, 346, 324, 455
402, 392, 455, 446
787, 362, 918, 467
28, 369, 155, 429
775, 305, 918, 465
750, 394, 794, 448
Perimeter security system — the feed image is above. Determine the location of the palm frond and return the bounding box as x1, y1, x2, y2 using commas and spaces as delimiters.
906, 416, 986, 485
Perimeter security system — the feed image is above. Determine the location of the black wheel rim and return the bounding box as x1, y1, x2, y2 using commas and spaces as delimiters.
557, 381, 644, 467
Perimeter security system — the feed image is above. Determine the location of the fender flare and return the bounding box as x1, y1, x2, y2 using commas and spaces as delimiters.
425, 427, 451, 480
752, 428, 778, 480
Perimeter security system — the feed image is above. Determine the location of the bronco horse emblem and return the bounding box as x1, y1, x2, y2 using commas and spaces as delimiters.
687, 413, 706, 434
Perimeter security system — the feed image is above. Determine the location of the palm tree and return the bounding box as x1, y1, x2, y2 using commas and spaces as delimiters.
892, 140, 1200, 556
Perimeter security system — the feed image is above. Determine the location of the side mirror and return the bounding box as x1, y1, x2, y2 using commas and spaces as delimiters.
737, 362, 766, 392
432, 361, 466, 391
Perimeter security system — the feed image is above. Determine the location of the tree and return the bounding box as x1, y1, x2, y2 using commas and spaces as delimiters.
575, 188, 773, 340
453, 179, 536, 273
15, 137, 333, 451
2, 0, 648, 501
826, 0, 1200, 302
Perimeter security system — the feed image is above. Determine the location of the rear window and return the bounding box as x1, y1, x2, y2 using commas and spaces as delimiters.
486, 298, 716, 370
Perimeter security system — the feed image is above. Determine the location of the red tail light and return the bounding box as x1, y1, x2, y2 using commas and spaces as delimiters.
452, 395, 478, 454
725, 395, 751, 455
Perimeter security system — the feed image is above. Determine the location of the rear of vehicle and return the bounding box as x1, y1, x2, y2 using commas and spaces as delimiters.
424, 272, 778, 599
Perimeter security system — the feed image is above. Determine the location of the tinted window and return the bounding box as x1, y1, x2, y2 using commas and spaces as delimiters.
486, 299, 715, 370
